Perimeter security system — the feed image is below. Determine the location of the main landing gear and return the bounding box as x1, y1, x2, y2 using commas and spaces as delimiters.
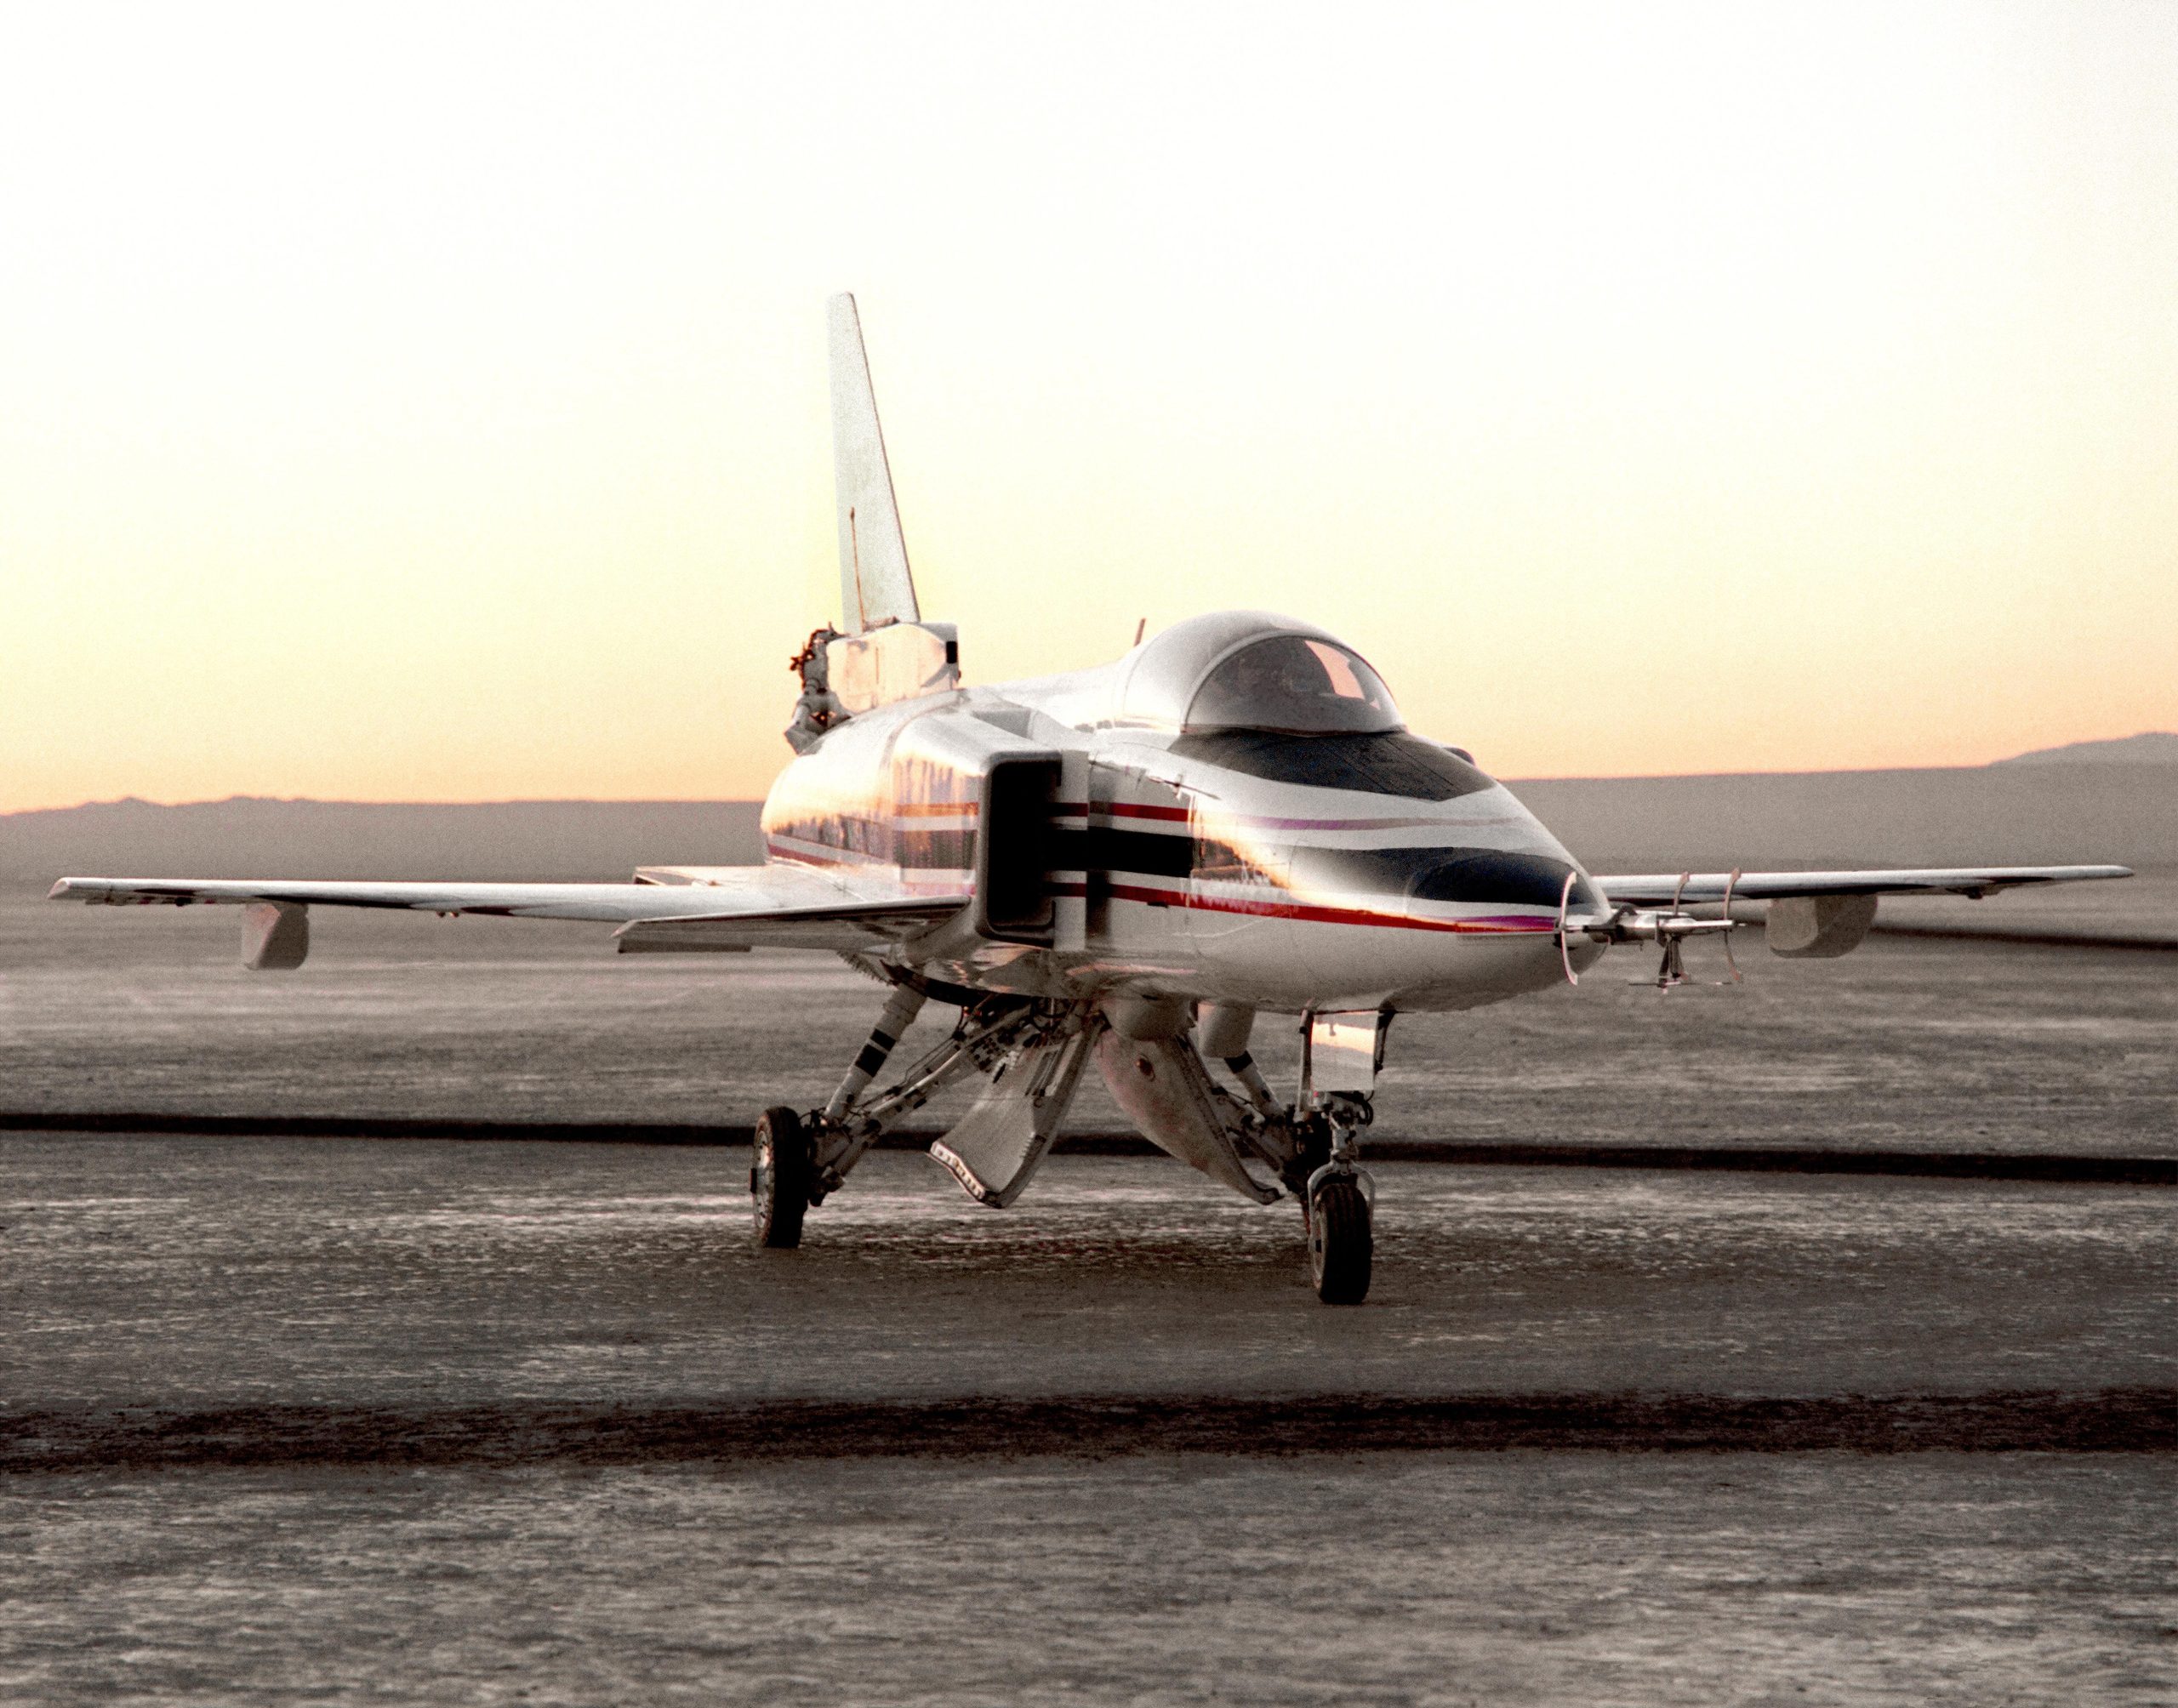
752, 984, 1389, 1308
747, 983, 1053, 1248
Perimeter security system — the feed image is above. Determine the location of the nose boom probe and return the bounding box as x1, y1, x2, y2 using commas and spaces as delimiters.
1558, 868, 1748, 989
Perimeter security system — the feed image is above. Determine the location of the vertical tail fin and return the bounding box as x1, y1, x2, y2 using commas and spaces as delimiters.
828, 293, 920, 633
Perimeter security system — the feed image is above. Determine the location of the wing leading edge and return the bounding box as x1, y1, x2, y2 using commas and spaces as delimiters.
1595, 865, 2132, 906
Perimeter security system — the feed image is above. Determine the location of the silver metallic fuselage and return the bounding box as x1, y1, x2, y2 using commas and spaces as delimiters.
758, 613, 1608, 1015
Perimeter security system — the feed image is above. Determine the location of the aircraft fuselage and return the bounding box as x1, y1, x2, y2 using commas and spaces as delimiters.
759, 612, 1608, 1015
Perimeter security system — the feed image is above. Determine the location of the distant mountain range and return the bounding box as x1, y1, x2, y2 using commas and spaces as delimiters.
1996, 732, 2178, 766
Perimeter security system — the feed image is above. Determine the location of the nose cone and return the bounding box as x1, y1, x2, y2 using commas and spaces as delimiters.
1394, 763, 1614, 975
1399, 880, 1588, 1008
1231, 840, 1595, 1011
1179, 771, 1608, 1012
1394, 834, 1609, 1003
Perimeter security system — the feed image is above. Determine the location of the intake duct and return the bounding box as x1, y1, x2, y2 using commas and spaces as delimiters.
976, 754, 1060, 946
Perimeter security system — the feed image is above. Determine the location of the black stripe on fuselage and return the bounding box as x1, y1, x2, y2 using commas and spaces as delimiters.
1046, 834, 1597, 911
1046, 825, 1194, 880
1289, 845, 1598, 910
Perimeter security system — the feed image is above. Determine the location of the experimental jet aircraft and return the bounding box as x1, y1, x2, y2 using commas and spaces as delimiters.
53, 295, 2132, 1302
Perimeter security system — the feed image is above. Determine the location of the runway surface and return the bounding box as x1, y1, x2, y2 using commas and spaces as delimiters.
6, 1455, 2169, 1705
7, 1140, 2172, 1416
4, 1133, 2173, 1703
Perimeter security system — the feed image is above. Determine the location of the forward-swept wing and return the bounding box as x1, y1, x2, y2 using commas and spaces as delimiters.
1583, 863, 2133, 971
1596, 864, 2130, 906
48, 869, 968, 959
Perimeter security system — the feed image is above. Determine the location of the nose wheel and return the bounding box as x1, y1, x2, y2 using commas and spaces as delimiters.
751, 1106, 813, 1249
1306, 1171, 1374, 1304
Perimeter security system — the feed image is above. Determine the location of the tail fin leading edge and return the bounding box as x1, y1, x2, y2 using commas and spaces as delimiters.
828, 293, 919, 634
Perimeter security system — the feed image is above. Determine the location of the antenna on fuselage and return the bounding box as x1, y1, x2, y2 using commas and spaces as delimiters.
828, 293, 920, 635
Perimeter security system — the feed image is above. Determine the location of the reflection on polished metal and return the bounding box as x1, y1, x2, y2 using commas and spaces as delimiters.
1302, 1010, 1388, 1098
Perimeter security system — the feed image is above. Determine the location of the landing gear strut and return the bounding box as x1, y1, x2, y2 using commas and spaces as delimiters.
750, 987, 1058, 1246
1289, 1011, 1387, 1303
764, 986, 1394, 1306
1214, 1010, 1387, 1305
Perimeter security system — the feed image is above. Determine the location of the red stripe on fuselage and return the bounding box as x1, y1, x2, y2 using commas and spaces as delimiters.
1101, 881, 1553, 935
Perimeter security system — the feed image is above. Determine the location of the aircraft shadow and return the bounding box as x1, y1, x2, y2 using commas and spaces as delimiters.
5, 1389, 2169, 1471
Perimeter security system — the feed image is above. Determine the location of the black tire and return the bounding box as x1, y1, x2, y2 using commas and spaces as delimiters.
751, 1106, 812, 1250
1308, 1176, 1372, 1305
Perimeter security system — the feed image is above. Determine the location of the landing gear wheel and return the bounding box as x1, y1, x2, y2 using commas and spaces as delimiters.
1308, 1176, 1372, 1305
751, 1106, 812, 1250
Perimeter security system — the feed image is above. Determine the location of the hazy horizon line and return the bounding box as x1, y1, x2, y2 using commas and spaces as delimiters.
14, 743, 2176, 818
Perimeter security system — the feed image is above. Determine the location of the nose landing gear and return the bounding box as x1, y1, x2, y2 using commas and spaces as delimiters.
1210, 1010, 1388, 1303
1303, 1090, 1376, 1304
1291, 1011, 1387, 1303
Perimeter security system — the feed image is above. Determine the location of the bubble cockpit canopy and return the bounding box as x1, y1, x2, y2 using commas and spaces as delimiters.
1183, 634, 1403, 736
1110, 612, 1407, 736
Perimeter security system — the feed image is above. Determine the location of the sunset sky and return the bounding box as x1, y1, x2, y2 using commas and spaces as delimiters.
3, 3, 2173, 812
